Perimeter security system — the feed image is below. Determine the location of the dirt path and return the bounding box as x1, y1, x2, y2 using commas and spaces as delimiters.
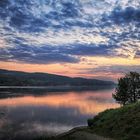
49, 127, 113, 140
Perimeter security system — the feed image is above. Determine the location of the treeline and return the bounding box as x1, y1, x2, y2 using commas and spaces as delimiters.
0, 69, 114, 87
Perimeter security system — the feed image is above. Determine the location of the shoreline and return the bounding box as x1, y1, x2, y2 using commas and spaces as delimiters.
0, 86, 115, 97
0, 85, 115, 89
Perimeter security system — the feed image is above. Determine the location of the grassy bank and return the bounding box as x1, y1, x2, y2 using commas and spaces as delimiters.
35, 102, 140, 140
88, 102, 140, 140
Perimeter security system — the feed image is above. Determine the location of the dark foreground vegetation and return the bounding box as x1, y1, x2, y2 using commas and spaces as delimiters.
88, 102, 140, 140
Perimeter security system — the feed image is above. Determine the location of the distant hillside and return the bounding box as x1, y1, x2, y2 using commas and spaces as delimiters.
0, 69, 114, 87
88, 102, 140, 140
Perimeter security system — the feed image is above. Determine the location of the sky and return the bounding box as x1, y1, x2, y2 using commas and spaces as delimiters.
0, 0, 140, 81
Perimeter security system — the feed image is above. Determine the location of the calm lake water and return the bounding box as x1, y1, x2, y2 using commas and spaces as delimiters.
0, 88, 119, 140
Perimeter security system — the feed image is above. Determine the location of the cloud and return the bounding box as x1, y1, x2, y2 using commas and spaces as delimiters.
0, 0, 87, 32
0, 37, 113, 64
85, 65, 140, 75
114, 39, 140, 59
0, 43, 79, 64
14, 28, 109, 46
109, 6, 140, 24
135, 51, 140, 58
61, 44, 114, 56
0, 34, 115, 64
0, 0, 140, 65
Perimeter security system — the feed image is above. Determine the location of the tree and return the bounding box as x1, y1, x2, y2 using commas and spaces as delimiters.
113, 77, 129, 105
127, 72, 140, 103
113, 72, 140, 105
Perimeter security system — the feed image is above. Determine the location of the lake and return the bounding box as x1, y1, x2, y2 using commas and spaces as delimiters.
0, 88, 119, 140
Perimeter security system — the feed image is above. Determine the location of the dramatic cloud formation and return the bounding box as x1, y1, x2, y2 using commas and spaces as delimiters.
0, 0, 140, 80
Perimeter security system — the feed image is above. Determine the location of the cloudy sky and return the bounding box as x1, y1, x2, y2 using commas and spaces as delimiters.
0, 0, 140, 81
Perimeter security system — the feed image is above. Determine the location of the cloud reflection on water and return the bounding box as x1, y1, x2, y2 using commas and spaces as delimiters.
0, 89, 119, 139
0, 90, 119, 115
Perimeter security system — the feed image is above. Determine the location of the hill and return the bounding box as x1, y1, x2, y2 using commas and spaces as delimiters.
88, 102, 140, 140
0, 69, 114, 87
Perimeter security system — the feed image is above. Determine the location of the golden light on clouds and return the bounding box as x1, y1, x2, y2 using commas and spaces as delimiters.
83, 56, 140, 66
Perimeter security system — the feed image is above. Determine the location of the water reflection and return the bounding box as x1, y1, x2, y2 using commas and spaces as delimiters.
0, 89, 119, 140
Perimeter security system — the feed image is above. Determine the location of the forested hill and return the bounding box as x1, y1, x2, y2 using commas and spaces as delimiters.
0, 69, 114, 87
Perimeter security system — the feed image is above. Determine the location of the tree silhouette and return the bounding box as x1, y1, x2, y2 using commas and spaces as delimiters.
113, 72, 140, 105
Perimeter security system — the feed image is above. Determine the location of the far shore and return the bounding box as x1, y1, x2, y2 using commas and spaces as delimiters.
0, 85, 115, 96
0, 85, 116, 91
0, 85, 115, 89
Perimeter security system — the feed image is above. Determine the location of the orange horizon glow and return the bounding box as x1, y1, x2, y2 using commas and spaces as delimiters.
0, 56, 140, 81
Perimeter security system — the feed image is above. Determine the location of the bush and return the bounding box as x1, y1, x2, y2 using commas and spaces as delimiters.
87, 118, 94, 127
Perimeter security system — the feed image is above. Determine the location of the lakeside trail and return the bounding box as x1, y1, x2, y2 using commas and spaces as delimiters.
49, 127, 113, 140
